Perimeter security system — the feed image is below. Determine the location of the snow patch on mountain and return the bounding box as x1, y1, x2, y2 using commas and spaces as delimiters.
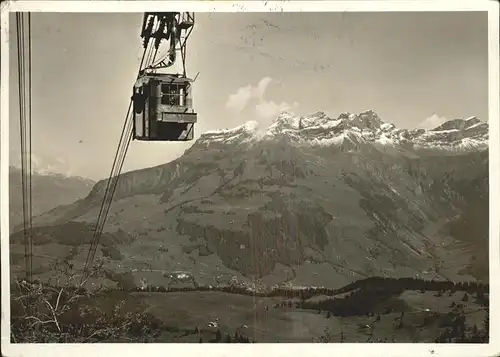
9, 165, 94, 186
202, 120, 260, 145
8, 150, 83, 179
198, 110, 488, 152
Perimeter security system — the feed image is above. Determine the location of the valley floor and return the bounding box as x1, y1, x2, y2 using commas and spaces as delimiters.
118, 290, 488, 343
10, 281, 489, 343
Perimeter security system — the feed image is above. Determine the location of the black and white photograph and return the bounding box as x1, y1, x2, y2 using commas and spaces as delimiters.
1, 1, 499, 356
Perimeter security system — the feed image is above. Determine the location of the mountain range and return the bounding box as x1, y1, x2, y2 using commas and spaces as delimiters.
10, 110, 489, 291
9, 166, 95, 230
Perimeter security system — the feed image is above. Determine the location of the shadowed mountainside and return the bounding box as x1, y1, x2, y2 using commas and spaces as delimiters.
11, 110, 489, 290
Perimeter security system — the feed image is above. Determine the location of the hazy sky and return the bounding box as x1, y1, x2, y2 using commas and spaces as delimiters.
9, 11, 489, 180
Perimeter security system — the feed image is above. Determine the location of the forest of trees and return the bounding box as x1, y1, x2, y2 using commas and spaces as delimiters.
108, 276, 489, 300
296, 278, 488, 317
433, 306, 489, 343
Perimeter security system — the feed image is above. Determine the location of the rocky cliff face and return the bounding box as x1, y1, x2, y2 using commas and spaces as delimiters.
18, 111, 489, 289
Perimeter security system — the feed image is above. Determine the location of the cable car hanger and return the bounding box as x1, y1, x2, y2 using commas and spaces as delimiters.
132, 12, 197, 142
15, 12, 199, 287
81, 12, 198, 283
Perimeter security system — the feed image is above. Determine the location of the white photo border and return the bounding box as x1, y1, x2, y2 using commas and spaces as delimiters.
1, 1, 499, 357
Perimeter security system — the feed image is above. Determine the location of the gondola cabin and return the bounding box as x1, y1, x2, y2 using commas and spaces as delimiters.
132, 73, 197, 141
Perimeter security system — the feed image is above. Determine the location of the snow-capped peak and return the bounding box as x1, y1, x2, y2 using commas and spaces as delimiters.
199, 120, 260, 144
196, 111, 488, 152
431, 117, 484, 132
205, 120, 260, 135
343, 110, 384, 130
267, 111, 301, 131
9, 151, 80, 178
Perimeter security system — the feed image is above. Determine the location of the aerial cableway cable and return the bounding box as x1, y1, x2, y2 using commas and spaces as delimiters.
16, 12, 33, 284
80, 26, 161, 284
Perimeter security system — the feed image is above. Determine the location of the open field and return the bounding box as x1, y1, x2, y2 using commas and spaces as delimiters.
10, 277, 489, 343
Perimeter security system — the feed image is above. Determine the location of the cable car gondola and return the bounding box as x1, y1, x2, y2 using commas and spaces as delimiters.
132, 12, 197, 142
132, 72, 197, 141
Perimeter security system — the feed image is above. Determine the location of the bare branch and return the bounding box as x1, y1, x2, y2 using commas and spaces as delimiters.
13, 294, 31, 301
25, 316, 57, 328
55, 287, 64, 312
42, 298, 61, 332
85, 321, 131, 341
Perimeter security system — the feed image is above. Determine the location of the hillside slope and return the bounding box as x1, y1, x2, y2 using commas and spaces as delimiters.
11, 110, 489, 289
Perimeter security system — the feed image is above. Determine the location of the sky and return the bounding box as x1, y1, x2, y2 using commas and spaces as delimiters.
9, 11, 489, 180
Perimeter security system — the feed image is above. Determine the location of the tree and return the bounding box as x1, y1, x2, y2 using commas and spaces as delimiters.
469, 324, 481, 342
396, 319, 404, 330
215, 329, 222, 342
12, 262, 95, 342
459, 330, 466, 343
483, 307, 490, 342
10, 261, 163, 343
224, 333, 232, 343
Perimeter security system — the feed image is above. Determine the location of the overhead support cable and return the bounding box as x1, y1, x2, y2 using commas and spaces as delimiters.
16, 12, 33, 284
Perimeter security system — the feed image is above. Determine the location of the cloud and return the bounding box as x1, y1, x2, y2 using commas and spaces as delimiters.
226, 77, 297, 119
225, 85, 253, 112
417, 114, 448, 130
255, 77, 273, 99
256, 100, 298, 118
225, 77, 273, 112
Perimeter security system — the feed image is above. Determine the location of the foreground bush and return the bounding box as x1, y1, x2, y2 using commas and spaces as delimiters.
10, 260, 164, 343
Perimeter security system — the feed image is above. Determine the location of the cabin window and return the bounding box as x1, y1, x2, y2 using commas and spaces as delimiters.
160, 83, 186, 106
